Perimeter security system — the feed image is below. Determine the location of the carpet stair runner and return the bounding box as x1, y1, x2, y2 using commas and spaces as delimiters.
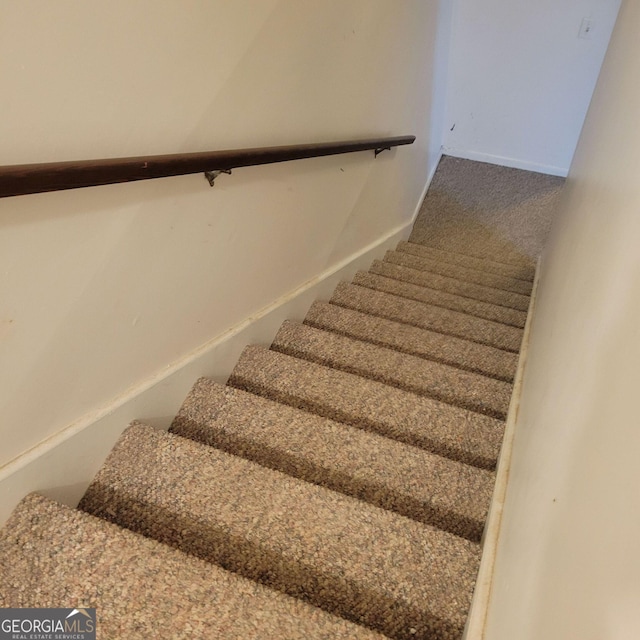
0, 239, 534, 639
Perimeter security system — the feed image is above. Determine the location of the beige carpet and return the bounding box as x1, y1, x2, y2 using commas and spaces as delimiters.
0, 156, 564, 640
410, 156, 564, 265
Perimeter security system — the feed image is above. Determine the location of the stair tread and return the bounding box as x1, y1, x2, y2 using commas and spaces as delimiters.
80, 424, 481, 640
371, 260, 531, 311
172, 378, 495, 541
0, 494, 381, 640
331, 282, 524, 353
353, 270, 527, 328
398, 241, 535, 282
229, 345, 505, 469
272, 321, 512, 419
384, 250, 533, 295
305, 301, 518, 381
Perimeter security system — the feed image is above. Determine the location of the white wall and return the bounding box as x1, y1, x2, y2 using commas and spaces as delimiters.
485, 1, 640, 637
444, 0, 620, 176
0, 1, 450, 513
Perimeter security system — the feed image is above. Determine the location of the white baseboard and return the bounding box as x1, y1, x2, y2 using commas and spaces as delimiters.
463, 257, 541, 640
411, 148, 443, 223
443, 147, 568, 178
0, 222, 415, 526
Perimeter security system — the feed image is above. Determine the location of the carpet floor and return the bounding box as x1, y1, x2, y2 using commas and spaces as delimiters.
410, 155, 564, 263
0, 156, 562, 639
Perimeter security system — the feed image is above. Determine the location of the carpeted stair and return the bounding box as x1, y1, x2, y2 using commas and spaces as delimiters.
0, 235, 535, 639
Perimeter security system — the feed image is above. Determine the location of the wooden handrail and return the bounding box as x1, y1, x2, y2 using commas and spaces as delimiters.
0, 135, 415, 198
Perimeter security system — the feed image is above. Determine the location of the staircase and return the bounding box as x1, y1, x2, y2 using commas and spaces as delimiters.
0, 238, 534, 639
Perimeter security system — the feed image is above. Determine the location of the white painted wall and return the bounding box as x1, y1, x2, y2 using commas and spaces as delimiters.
444, 0, 620, 176
485, 1, 640, 637
0, 1, 450, 512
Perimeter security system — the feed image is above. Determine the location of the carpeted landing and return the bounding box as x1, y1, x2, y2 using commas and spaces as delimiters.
0, 157, 560, 639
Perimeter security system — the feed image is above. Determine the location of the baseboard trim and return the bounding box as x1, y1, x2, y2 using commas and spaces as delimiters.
0, 221, 416, 526
411, 148, 443, 223
463, 256, 541, 640
443, 147, 568, 177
